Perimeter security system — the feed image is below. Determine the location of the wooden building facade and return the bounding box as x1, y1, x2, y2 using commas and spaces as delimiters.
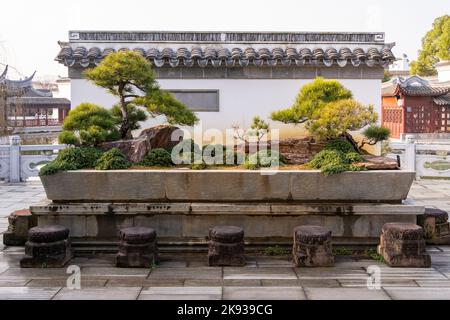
382, 76, 450, 139
0, 66, 70, 129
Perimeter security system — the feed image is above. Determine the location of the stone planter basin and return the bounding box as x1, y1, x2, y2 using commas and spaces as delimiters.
40, 169, 416, 203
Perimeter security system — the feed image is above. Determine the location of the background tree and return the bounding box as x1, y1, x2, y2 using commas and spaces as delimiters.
271, 77, 353, 125
84, 51, 198, 139
58, 103, 119, 146
383, 70, 392, 83
410, 15, 450, 76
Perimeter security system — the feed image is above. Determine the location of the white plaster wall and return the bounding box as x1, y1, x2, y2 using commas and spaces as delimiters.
71, 78, 381, 139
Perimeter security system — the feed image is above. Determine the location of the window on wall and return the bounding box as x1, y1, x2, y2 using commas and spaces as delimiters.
167, 90, 219, 112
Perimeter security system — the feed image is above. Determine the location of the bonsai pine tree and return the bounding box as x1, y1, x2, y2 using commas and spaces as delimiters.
84, 51, 198, 139
58, 103, 120, 146
271, 78, 378, 151
360, 125, 391, 149
271, 77, 353, 125
306, 99, 378, 141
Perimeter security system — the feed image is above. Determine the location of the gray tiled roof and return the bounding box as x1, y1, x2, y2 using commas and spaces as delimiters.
434, 94, 450, 106
7, 96, 71, 107
382, 76, 450, 97
56, 46, 395, 68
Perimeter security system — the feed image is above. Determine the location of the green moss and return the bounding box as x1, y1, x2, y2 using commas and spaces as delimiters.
324, 139, 355, 153
263, 246, 290, 256
95, 148, 131, 170
140, 148, 174, 167
245, 150, 285, 170
309, 147, 365, 176
39, 161, 78, 176
332, 248, 353, 256
39, 147, 103, 176
364, 249, 384, 262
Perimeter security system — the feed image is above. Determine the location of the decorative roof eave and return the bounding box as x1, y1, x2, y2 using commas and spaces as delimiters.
0, 65, 8, 81
382, 76, 450, 97
55, 45, 395, 68
434, 94, 450, 106
7, 97, 71, 107
0, 66, 36, 90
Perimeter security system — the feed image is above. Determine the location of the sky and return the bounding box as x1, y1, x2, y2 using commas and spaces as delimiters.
0, 0, 448, 80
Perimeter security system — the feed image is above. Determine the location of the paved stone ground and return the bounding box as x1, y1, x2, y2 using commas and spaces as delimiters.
0, 179, 448, 300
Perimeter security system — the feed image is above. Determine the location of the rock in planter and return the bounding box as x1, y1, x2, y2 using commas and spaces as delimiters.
279, 138, 325, 165
293, 225, 334, 267
208, 226, 245, 267
100, 125, 182, 163
116, 227, 159, 268
353, 156, 399, 170
377, 223, 431, 268
20, 225, 72, 268
418, 208, 450, 244
3, 209, 36, 246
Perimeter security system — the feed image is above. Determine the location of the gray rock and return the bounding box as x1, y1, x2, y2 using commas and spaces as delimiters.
100, 125, 182, 163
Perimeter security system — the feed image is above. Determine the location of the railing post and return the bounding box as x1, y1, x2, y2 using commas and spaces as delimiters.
9, 135, 21, 183
404, 135, 417, 179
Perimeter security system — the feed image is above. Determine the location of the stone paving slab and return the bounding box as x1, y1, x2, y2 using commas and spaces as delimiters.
0, 287, 60, 300
262, 279, 340, 288
148, 267, 222, 281
304, 288, 391, 300
27, 279, 108, 288
79, 267, 150, 279
106, 279, 185, 287
53, 287, 141, 300
384, 287, 450, 300
223, 286, 306, 300
415, 280, 450, 287
0, 268, 71, 280
295, 268, 369, 280
139, 287, 222, 300
223, 267, 298, 280
338, 279, 418, 287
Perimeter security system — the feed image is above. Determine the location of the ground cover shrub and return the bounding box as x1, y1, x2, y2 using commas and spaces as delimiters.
140, 148, 174, 167
95, 148, 131, 170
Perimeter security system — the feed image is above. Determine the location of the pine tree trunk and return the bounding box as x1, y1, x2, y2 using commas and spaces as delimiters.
119, 89, 131, 139
344, 132, 360, 153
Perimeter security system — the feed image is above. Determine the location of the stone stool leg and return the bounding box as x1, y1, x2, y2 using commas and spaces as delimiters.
116, 227, 158, 268
20, 225, 72, 268
378, 223, 431, 268
293, 226, 334, 267
208, 226, 245, 267
418, 208, 450, 244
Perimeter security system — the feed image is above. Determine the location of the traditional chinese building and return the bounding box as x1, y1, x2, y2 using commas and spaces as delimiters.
56, 31, 395, 138
382, 76, 450, 139
0, 66, 70, 129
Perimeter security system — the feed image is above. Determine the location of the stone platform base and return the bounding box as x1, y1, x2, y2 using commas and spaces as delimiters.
30, 202, 424, 252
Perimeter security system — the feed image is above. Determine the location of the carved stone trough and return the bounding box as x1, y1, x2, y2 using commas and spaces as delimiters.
33, 169, 422, 252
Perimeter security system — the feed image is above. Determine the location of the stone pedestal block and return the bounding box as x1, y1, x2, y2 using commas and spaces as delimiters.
20, 225, 72, 268
208, 226, 245, 266
293, 225, 334, 267
378, 223, 431, 268
3, 209, 37, 246
418, 208, 450, 244
116, 227, 158, 268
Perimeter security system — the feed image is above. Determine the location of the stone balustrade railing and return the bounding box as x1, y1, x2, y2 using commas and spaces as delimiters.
388, 136, 450, 179
0, 136, 66, 183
